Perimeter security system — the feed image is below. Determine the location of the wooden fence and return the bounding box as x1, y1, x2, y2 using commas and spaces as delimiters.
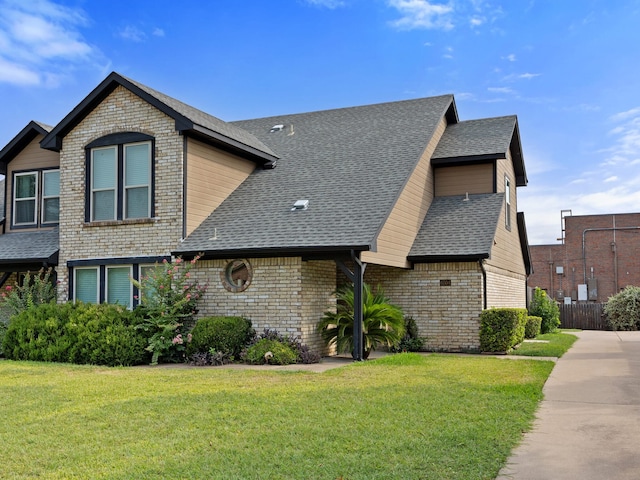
559, 303, 607, 330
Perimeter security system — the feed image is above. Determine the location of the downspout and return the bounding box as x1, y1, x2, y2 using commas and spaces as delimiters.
479, 260, 487, 310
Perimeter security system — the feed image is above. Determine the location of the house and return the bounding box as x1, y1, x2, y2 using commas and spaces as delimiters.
529, 212, 640, 303
0, 72, 531, 354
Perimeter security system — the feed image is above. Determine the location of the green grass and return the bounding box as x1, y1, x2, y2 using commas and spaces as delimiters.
0, 354, 554, 480
511, 331, 579, 358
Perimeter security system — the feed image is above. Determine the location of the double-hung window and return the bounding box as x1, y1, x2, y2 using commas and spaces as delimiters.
505, 175, 511, 230
86, 133, 154, 222
13, 172, 38, 225
12, 169, 60, 227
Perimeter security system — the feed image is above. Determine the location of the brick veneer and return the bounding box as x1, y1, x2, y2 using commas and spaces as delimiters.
363, 262, 484, 352
56, 86, 184, 301
192, 257, 336, 354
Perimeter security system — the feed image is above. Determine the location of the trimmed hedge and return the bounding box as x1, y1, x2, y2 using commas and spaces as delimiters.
479, 308, 528, 353
186, 316, 254, 358
2, 302, 148, 366
525, 316, 542, 339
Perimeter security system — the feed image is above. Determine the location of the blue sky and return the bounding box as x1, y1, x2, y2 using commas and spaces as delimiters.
1, 0, 639, 244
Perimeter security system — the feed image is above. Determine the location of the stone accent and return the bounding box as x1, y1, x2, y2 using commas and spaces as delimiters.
364, 262, 484, 352
57, 86, 184, 302
192, 257, 336, 354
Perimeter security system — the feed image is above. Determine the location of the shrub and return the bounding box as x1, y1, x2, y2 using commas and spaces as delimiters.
525, 316, 542, 339
604, 286, 640, 331
244, 338, 298, 365
2, 302, 148, 366
479, 308, 527, 353
529, 287, 560, 333
318, 283, 405, 359
132, 256, 207, 364
391, 317, 425, 353
186, 316, 254, 358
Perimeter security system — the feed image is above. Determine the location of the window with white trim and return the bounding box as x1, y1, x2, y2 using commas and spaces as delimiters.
42, 170, 60, 224
505, 175, 511, 229
87, 134, 153, 222
74, 267, 99, 304
12, 169, 60, 227
13, 171, 37, 225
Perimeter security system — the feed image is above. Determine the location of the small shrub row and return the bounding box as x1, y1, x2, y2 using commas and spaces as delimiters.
2, 303, 148, 366
479, 308, 528, 353
525, 316, 542, 339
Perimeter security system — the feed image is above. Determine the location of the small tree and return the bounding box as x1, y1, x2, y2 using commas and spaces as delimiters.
604, 286, 640, 331
529, 287, 560, 334
131, 256, 207, 364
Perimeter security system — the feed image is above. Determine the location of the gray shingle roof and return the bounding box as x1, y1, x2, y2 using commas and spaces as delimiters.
176, 95, 456, 255
408, 193, 504, 260
0, 228, 59, 264
432, 116, 516, 160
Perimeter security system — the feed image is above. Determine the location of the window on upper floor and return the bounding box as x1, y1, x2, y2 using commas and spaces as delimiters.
12, 169, 60, 227
86, 133, 154, 223
505, 175, 511, 230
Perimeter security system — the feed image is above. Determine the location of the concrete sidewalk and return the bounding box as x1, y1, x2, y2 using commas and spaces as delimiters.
497, 330, 640, 480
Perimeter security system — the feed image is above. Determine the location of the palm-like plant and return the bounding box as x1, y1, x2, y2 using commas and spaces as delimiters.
318, 283, 405, 359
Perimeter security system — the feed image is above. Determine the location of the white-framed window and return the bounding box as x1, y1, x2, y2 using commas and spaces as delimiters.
505, 175, 511, 229
13, 171, 38, 225
42, 169, 60, 224
106, 265, 133, 308
74, 267, 99, 304
91, 147, 117, 221
88, 138, 152, 222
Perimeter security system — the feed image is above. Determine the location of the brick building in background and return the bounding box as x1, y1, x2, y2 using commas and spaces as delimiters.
529, 212, 640, 303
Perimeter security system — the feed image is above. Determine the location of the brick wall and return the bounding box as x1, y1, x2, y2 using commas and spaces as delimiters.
57, 86, 184, 301
192, 257, 336, 354
363, 262, 484, 352
530, 213, 640, 303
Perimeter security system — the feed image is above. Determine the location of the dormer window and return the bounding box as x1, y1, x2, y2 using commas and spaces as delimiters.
85, 133, 154, 223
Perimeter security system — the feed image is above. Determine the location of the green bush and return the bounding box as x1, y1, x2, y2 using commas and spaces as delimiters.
186, 316, 254, 358
244, 338, 298, 365
479, 308, 527, 353
2, 303, 148, 366
525, 316, 542, 339
604, 286, 640, 331
529, 287, 560, 333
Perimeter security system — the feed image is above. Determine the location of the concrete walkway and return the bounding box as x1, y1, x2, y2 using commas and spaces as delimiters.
496, 330, 640, 480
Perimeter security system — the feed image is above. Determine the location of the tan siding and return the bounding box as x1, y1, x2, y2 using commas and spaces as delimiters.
185, 138, 256, 236
5, 134, 59, 232
434, 163, 493, 197
361, 117, 447, 268
486, 150, 525, 274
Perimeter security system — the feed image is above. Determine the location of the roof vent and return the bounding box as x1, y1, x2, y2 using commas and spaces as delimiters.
270, 124, 285, 133
291, 199, 309, 211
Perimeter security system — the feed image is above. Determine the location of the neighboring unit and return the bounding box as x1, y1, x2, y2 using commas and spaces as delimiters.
0, 72, 531, 353
529, 212, 640, 304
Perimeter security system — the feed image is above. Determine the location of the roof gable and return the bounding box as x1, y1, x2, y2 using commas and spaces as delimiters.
432, 116, 527, 186
176, 95, 457, 257
408, 193, 504, 262
40, 72, 278, 167
0, 121, 52, 175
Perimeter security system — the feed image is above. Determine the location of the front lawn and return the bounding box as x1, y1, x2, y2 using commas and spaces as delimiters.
512, 331, 578, 358
0, 354, 554, 480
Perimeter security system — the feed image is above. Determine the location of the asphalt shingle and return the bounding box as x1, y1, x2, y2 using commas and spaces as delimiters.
408, 193, 504, 260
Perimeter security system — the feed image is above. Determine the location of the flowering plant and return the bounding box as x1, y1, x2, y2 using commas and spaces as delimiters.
132, 255, 206, 365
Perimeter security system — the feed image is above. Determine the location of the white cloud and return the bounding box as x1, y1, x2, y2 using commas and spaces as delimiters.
0, 0, 101, 86
388, 0, 454, 30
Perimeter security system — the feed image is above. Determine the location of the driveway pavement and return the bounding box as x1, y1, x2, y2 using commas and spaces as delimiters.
496, 330, 640, 480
